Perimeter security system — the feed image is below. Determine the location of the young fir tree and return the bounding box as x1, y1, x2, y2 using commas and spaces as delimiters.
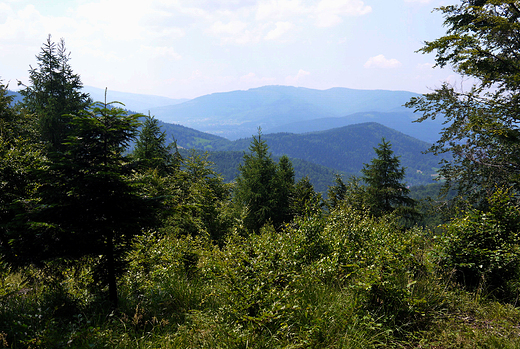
327, 174, 348, 210
274, 155, 295, 225
16, 99, 153, 307
361, 138, 416, 218
292, 176, 323, 218
19, 35, 91, 152
234, 130, 295, 232
133, 114, 180, 176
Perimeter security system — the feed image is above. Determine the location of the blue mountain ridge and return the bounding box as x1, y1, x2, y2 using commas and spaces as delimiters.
144, 85, 441, 142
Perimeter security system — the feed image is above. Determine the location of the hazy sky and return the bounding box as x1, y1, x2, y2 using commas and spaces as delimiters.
1, 0, 458, 99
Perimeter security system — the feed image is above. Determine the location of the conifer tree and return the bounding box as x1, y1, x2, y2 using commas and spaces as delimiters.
274, 155, 295, 225
133, 114, 180, 175
361, 138, 415, 217
234, 130, 295, 232
19, 35, 91, 152
13, 98, 152, 307
0, 80, 42, 262
327, 174, 348, 210
292, 176, 323, 217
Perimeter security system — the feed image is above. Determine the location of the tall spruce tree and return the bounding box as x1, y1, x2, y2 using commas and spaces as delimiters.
234, 130, 295, 232
14, 99, 152, 307
20, 35, 91, 152
133, 114, 180, 176
361, 138, 415, 217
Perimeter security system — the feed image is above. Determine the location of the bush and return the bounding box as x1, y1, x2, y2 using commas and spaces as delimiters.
439, 188, 520, 301
321, 205, 442, 333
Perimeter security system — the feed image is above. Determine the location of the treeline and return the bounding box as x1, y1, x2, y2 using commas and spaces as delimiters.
180, 149, 348, 193
170, 123, 442, 187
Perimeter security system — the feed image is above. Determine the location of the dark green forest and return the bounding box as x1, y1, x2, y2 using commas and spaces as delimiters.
157, 121, 443, 188
4, 1, 520, 347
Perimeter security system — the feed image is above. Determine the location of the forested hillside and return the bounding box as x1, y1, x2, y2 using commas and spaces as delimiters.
267, 110, 444, 143
143, 119, 443, 187
4, 4, 520, 347
212, 122, 442, 186
181, 149, 346, 193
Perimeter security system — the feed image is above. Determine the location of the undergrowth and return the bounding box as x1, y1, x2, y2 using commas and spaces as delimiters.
2, 207, 520, 348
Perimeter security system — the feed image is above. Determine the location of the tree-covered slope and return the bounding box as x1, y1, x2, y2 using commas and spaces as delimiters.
211, 122, 442, 186
268, 110, 444, 143
179, 149, 344, 193
158, 121, 231, 150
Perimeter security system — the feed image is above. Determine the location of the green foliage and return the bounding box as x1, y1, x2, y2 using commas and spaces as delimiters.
439, 188, 520, 301
7, 99, 152, 307
216, 122, 441, 186
327, 173, 348, 210
3, 203, 520, 348
406, 0, 520, 205
322, 207, 440, 332
150, 151, 233, 243
19, 35, 91, 152
361, 138, 417, 220
7, 29, 520, 348
0, 80, 44, 270
274, 154, 295, 223
190, 149, 342, 194
132, 114, 180, 175
233, 130, 296, 232
291, 176, 323, 218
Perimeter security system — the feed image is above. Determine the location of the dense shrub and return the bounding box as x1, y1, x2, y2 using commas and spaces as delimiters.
321, 205, 442, 333
439, 188, 520, 301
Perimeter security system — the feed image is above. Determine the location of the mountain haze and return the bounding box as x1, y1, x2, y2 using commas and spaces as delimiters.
268, 110, 444, 144
7, 85, 443, 186
83, 86, 189, 112
147, 85, 426, 140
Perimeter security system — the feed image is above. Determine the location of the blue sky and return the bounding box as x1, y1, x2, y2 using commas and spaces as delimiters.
1, 0, 458, 99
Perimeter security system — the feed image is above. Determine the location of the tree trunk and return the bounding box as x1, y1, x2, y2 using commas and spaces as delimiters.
107, 233, 118, 308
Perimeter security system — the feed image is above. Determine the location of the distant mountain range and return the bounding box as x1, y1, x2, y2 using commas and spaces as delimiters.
144, 85, 443, 142
82, 86, 188, 112
9, 85, 444, 143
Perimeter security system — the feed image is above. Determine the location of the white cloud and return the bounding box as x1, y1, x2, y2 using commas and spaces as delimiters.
256, 0, 370, 27
314, 0, 372, 27
209, 20, 248, 35
208, 20, 261, 44
404, 0, 432, 4
285, 69, 310, 85
75, 0, 163, 41
264, 21, 294, 40
364, 54, 402, 69
240, 72, 276, 86
140, 45, 182, 60
256, 0, 306, 21
417, 62, 434, 70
